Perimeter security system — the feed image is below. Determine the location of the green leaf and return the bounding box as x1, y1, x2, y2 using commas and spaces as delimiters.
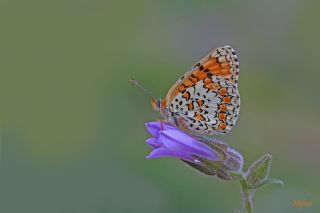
244, 153, 272, 189
264, 178, 284, 186
248, 178, 284, 189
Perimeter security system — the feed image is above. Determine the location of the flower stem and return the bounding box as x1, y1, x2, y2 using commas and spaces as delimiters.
239, 176, 253, 213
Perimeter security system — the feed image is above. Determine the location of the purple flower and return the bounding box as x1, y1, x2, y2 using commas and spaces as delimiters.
145, 121, 220, 163
145, 121, 244, 180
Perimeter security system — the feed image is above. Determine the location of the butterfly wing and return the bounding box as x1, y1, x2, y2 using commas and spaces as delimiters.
166, 46, 240, 135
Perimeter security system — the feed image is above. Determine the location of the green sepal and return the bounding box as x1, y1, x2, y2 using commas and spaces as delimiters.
248, 178, 284, 189
229, 171, 243, 180
244, 153, 272, 189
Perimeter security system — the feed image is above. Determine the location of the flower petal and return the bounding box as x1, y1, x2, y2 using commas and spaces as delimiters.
145, 138, 157, 148
145, 122, 160, 137
159, 129, 220, 161
146, 148, 197, 162
145, 121, 175, 137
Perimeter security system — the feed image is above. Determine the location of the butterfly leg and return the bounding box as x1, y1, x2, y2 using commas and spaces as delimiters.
157, 119, 165, 130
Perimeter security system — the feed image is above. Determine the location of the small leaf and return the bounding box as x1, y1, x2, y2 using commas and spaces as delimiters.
265, 178, 284, 186
245, 153, 272, 189
248, 178, 284, 189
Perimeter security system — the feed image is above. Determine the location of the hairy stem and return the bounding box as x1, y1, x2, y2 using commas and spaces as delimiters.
239, 176, 253, 213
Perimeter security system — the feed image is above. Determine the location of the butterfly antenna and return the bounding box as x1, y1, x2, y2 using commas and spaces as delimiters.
129, 78, 155, 97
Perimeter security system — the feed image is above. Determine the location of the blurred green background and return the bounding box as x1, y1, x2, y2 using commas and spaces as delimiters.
0, 0, 319, 212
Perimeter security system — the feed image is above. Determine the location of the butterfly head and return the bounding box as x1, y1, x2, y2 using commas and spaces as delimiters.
151, 98, 167, 112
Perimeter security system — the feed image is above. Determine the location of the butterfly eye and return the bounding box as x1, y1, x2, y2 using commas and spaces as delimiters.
151, 99, 161, 111
151, 99, 157, 110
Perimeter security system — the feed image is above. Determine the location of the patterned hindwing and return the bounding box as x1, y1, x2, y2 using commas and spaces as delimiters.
166, 45, 240, 136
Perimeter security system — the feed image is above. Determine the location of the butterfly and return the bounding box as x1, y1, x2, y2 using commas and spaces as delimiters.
151, 45, 240, 138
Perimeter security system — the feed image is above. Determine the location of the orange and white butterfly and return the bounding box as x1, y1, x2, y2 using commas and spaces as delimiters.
151, 45, 240, 138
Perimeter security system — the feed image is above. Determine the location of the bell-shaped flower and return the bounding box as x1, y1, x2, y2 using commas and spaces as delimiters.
145, 121, 220, 163
145, 121, 244, 180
